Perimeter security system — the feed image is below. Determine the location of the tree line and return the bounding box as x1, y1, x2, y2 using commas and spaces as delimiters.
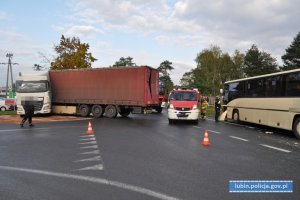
181, 31, 300, 96
36, 31, 300, 97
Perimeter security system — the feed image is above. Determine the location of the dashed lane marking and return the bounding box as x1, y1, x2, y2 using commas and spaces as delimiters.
193, 126, 221, 134
80, 150, 100, 155
79, 137, 96, 141
229, 136, 249, 142
260, 144, 291, 153
79, 141, 97, 145
78, 164, 104, 171
0, 166, 181, 200
75, 156, 102, 162
80, 145, 98, 149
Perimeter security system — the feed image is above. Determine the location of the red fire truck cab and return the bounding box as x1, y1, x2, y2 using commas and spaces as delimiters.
167, 88, 201, 124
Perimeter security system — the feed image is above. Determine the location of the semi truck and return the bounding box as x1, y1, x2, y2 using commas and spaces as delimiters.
15, 66, 161, 118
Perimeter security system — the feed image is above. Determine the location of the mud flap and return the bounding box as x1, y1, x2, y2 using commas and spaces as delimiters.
219, 110, 228, 121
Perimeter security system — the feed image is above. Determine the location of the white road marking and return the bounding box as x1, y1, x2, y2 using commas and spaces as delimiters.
0, 126, 84, 133
80, 135, 95, 138
80, 145, 98, 149
80, 150, 100, 155
229, 136, 249, 142
207, 129, 221, 134
75, 156, 101, 162
193, 126, 221, 134
78, 164, 104, 171
223, 121, 254, 129
79, 141, 97, 145
79, 137, 96, 141
260, 144, 291, 153
0, 165, 181, 200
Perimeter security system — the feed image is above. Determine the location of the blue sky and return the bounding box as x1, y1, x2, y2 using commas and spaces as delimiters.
1, 0, 300, 88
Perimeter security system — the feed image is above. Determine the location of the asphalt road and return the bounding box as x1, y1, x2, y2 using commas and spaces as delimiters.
0, 111, 299, 200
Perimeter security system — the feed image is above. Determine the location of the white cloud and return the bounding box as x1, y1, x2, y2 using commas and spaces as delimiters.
0, 30, 26, 42
0, 11, 7, 20
65, 25, 103, 37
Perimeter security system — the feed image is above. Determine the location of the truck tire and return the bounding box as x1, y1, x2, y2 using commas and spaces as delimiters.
92, 105, 104, 118
155, 107, 163, 113
79, 104, 91, 117
105, 105, 118, 118
0, 106, 6, 111
293, 118, 300, 140
119, 108, 131, 117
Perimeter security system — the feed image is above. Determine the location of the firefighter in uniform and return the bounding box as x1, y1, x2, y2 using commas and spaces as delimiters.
200, 97, 209, 119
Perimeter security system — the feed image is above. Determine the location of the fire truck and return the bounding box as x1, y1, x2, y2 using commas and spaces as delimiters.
167, 88, 201, 124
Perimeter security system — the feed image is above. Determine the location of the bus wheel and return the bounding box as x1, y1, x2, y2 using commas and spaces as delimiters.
92, 105, 104, 118
105, 105, 118, 118
233, 110, 240, 123
293, 118, 300, 139
79, 104, 91, 117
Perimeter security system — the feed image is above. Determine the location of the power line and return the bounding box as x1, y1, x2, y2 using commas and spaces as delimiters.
0, 53, 18, 98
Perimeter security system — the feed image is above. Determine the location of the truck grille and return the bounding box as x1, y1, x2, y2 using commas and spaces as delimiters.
25, 101, 43, 111
175, 107, 190, 111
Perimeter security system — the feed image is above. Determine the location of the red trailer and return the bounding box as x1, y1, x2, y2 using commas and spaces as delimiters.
49, 66, 160, 118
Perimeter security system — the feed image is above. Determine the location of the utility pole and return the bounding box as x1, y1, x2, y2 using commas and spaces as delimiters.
0, 53, 18, 98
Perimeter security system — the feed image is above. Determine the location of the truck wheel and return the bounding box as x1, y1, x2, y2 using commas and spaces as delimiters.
92, 105, 104, 118
293, 118, 300, 140
0, 107, 6, 111
119, 108, 131, 117
155, 107, 163, 113
105, 105, 118, 118
233, 110, 240, 123
79, 104, 91, 117
168, 118, 174, 124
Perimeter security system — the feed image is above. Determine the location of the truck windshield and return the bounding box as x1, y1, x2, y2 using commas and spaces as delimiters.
16, 81, 49, 93
170, 91, 197, 101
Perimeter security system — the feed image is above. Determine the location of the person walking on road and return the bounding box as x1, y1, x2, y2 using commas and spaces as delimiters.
214, 96, 221, 122
20, 101, 35, 128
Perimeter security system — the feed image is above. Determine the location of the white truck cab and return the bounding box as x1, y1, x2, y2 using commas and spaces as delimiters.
15, 72, 51, 115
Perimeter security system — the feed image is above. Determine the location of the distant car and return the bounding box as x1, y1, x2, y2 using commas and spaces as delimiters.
0, 97, 15, 110
0, 97, 12, 111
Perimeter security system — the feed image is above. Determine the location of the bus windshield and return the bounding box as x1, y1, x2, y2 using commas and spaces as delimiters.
16, 81, 49, 93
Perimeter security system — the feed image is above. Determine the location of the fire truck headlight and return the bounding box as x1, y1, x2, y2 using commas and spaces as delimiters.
192, 104, 198, 110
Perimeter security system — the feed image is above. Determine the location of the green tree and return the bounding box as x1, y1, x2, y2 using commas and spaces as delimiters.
157, 60, 174, 97
181, 46, 244, 96
112, 56, 136, 67
51, 35, 97, 70
281, 32, 300, 70
244, 44, 278, 77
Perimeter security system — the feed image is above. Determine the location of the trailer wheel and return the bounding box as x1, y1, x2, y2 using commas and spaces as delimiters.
79, 104, 91, 117
293, 118, 300, 140
119, 108, 131, 117
92, 105, 104, 118
105, 105, 118, 118
155, 107, 163, 113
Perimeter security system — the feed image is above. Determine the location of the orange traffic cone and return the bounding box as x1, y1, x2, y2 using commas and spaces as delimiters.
86, 121, 94, 134
201, 130, 210, 146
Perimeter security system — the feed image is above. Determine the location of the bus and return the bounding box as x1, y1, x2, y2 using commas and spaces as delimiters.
223, 68, 300, 139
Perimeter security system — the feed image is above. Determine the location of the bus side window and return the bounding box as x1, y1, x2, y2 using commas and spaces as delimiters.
286, 72, 300, 97
265, 76, 281, 97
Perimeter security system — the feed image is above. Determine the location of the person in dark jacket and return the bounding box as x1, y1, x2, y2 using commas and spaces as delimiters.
20, 101, 35, 127
214, 96, 221, 122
